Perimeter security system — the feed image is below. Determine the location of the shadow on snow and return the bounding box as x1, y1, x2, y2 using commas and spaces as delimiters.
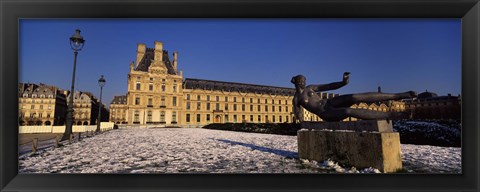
215, 139, 298, 159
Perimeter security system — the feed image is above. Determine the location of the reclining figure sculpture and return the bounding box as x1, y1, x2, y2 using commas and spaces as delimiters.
291, 72, 416, 122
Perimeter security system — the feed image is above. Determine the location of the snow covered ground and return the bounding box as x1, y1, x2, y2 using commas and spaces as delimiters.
18, 128, 461, 174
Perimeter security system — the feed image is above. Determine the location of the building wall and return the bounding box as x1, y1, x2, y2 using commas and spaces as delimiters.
18, 83, 67, 126
182, 89, 294, 126
125, 66, 183, 125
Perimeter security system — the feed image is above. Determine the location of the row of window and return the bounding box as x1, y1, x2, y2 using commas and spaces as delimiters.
22, 94, 55, 98
21, 105, 53, 110
133, 111, 177, 122
185, 114, 291, 123
186, 94, 290, 105
185, 102, 289, 112
135, 81, 179, 92
20, 99, 54, 104
134, 96, 177, 106
19, 113, 52, 119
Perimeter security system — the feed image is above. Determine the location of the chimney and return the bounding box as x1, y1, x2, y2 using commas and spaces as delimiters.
136, 43, 146, 67
378, 86, 382, 93
154, 41, 163, 61
173, 51, 178, 70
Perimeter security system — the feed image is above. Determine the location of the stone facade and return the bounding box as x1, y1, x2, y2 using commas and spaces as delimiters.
109, 41, 451, 126
403, 91, 461, 120
65, 91, 108, 125
110, 95, 128, 124
18, 83, 108, 126
18, 83, 67, 125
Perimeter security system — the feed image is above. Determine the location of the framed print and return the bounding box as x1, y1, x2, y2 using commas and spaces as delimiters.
1, 0, 479, 191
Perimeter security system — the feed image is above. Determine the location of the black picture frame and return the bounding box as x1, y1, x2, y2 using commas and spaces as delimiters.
1, 0, 479, 191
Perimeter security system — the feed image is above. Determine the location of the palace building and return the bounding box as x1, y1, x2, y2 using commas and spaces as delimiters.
110, 41, 427, 126
18, 83, 109, 126
110, 41, 305, 126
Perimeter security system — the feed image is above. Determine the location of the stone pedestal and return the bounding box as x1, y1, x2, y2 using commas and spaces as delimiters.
297, 120, 402, 173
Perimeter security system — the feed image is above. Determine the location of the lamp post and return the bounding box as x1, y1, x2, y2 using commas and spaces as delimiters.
96, 75, 106, 132
62, 29, 85, 141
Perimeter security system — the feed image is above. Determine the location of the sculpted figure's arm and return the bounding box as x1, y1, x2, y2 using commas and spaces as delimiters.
309, 72, 350, 92
293, 96, 303, 123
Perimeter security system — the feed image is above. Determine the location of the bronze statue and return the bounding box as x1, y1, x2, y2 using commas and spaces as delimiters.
291, 72, 416, 122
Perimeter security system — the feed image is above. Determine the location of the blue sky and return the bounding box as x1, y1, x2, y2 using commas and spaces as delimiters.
20, 19, 461, 105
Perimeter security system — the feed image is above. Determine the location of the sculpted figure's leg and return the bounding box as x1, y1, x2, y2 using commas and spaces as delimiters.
327, 91, 416, 108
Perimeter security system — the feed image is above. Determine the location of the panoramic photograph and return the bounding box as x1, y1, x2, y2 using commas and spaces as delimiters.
18, 19, 461, 174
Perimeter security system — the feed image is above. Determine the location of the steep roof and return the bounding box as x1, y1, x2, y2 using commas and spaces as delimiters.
111, 95, 127, 105
135, 48, 176, 75
183, 78, 295, 96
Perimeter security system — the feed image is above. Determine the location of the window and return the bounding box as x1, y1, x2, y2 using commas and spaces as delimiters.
250, 115, 253, 122
197, 95, 201, 101
279, 116, 283, 122
225, 96, 228, 102
47, 114, 51, 118
286, 116, 289, 123
242, 115, 245, 122
135, 97, 140, 105
250, 105, 253, 111
286, 106, 288, 112
225, 115, 229, 122
197, 102, 201, 110
258, 98, 260, 103
242, 98, 245, 103
265, 99, 268, 104
233, 115, 237, 123
186, 94, 190, 100
173, 84, 177, 92
265, 105, 268, 112
172, 112, 177, 122
186, 102, 191, 110
225, 104, 229, 111
234, 97, 237, 102
233, 104, 237, 111
216, 103, 220, 110
216, 96, 219, 101
30, 113, 35, 118
273, 116, 276, 123
250, 98, 253, 103
207, 103, 211, 110
160, 111, 165, 122
197, 114, 201, 123
272, 106, 275, 112
161, 96, 166, 106
31, 105, 34, 109
136, 82, 141, 90
134, 111, 139, 122
265, 115, 268, 122
272, 99, 274, 104
258, 115, 261, 122
279, 106, 282, 112
161, 84, 166, 92
39, 113, 43, 118
206, 114, 210, 122
186, 114, 190, 122
207, 95, 210, 101
149, 83, 153, 91
173, 97, 177, 106
242, 104, 245, 111
40, 105, 43, 110
147, 111, 152, 122
258, 105, 260, 112
148, 98, 153, 106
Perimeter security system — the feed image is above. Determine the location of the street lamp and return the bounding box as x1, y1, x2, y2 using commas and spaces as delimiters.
96, 75, 106, 132
62, 29, 85, 141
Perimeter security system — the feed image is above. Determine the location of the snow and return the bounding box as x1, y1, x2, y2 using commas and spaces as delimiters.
19, 128, 461, 174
